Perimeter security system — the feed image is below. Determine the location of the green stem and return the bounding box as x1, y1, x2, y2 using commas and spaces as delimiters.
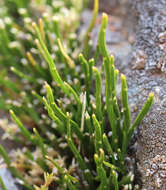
102, 134, 115, 164
112, 170, 119, 190
121, 74, 131, 132
57, 38, 75, 69
98, 13, 109, 60
83, 0, 99, 58
0, 176, 7, 190
93, 66, 102, 123
104, 58, 117, 149
0, 145, 11, 166
32, 23, 68, 95
33, 128, 46, 158
10, 67, 35, 83
127, 92, 154, 145
9, 110, 33, 142
94, 153, 108, 190
43, 97, 64, 134
64, 175, 77, 190
92, 114, 102, 154
66, 114, 93, 185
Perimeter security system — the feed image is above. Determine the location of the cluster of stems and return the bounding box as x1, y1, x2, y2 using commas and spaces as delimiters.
0, 1, 154, 190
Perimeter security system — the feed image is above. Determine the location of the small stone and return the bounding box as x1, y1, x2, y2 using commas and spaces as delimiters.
132, 50, 147, 70
0, 168, 19, 190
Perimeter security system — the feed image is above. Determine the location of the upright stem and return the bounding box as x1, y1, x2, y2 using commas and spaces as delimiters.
83, 0, 99, 58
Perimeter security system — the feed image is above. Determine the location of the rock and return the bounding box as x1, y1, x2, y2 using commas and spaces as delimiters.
88, 0, 120, 13
0, 168, 19, 190
131, 0, 166, 72
129, 1, 166, 189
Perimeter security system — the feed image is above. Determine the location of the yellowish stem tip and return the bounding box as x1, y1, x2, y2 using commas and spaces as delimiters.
121, 74, 126, 80
33, 128, 36, 133
26, 52, 36, 66
79, 53, 83, 58
26, 52, 30, 56
39, 18, 43, 24
35, 39, 39, 44
45, 155, 50, 160
44, 81, 49, 88
92, 114, 95, 119
32, 22, 36, 28
149, 92, 154, 97
112, 170, 116, 175
64, 175, 68, 180
94, 153, 98, 159
115, 69, 119, 75
103, 133, 106, 138
42, 97, 47, 102
66, 112, 70, 117
9, 109, 14, 114
99, 148, 104, 155
102, 13, 108, 20
10, 66, 14, 71
92, 66, 97, 72
110, 54, 114, 61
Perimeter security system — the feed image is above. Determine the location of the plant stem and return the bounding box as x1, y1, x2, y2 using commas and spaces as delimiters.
83, 0, 99, 58
127, 92, 154, 145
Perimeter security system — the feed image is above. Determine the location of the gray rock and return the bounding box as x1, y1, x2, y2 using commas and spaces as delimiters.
88, 0, 120, 13
129, 1, 166, 189
131, 0, 166, 72
0, 168, 19, 190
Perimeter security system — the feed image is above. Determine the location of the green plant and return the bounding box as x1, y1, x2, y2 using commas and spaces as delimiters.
0, 1, 154, 190
83, 0, 98, 58
0, 0, 83, 114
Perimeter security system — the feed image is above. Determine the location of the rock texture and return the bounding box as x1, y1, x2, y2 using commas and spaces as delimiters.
0, 168, 19, 190
131, 0, 166, 72
129, 0, 166, 189
89, 0, 120, 13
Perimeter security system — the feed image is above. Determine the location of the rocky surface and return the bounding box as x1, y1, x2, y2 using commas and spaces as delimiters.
0, 168, 19, 190
89, 0, 120, 13
129, 0, 166, 189
131, 0, 166, 72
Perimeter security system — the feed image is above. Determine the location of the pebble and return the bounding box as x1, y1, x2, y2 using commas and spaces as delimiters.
0, 168, 19, 190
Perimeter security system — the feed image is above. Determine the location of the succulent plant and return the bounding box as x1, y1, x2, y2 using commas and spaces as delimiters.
0, 0, 154, 189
